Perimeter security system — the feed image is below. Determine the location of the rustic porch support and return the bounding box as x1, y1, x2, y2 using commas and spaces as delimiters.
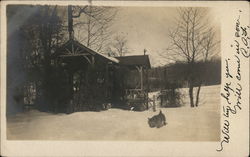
82, 56, 92, 65
91, 56, 95, 65
135, 66, 143, 90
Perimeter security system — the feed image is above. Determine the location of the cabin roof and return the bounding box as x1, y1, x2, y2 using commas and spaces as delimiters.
54, 39, 119, 63
115, 55, 151, 69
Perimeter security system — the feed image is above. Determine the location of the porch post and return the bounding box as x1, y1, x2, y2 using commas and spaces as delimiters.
140, 66, 143, 90
135, 66, 144, 90
146, 67, 149, 109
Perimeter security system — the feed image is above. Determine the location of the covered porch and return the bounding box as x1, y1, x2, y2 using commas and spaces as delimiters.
115, 55, 151, 111
52, 39, 119, 113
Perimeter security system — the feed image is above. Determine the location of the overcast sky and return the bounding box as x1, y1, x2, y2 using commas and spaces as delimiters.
111, 7, 177, 66
109, 7, 220, 67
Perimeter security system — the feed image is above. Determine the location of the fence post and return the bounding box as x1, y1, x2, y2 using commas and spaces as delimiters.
153, 95, 156, 112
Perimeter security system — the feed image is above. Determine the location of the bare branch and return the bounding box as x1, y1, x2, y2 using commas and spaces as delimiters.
109, 34, 129, 56
165, 7, 218, 63
73, 6, 117, 52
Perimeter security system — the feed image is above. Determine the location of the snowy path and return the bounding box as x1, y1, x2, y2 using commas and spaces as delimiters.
7, 85, 220, 141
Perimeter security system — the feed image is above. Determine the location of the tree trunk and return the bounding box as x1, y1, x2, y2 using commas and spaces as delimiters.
189, 80, 195, 107
195, 82, 202, 107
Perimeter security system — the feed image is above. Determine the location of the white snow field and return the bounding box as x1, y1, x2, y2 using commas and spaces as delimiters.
7, 85, 220, 141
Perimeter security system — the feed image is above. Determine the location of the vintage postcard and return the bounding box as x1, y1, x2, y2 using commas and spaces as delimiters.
0, 0, 249, 156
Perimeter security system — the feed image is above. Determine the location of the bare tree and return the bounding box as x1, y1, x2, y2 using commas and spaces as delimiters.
165, 7, 219, 107
108, 34, 129, 57
201, 28, 218, 61
73, 6, 117, 53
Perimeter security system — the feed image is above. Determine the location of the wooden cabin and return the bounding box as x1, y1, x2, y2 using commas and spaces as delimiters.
52, 38, 152, 112
52, 39, 119, 112
115, 55, 151, 111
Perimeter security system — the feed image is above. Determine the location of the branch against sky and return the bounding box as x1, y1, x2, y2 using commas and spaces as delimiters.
200, 28, 220, 62
105, 33, 130, 57
73, 6, 117, 53
164, 7, 220, 64
112, 34, 129, 56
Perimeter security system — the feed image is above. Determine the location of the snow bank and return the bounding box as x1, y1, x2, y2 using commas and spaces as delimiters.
7, 85, 220, 141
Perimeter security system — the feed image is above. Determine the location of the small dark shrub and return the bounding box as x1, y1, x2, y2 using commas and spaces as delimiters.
159, 88, 183, 107
133, 103, 147, 111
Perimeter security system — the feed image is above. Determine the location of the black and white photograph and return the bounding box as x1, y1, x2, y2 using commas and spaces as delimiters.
6, 4, 221, 141
1, 1, 249, 156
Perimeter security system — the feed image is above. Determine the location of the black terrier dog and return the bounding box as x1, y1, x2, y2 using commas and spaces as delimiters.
148, 110, 167, 128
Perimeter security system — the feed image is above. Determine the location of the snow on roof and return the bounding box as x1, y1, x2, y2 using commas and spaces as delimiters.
94, 50, 119, 63
115, 55, 151, 68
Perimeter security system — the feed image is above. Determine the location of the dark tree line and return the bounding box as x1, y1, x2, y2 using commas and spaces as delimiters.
147, 59, 221, 91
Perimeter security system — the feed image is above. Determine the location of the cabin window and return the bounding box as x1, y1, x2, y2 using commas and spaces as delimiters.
73, 71, 81, 92
23, 82, 36, 105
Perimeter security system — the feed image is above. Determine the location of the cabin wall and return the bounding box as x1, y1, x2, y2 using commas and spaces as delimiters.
59, 56, 116, 113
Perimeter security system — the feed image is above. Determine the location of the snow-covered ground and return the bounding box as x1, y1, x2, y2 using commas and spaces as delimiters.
7, 85, 220, 141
